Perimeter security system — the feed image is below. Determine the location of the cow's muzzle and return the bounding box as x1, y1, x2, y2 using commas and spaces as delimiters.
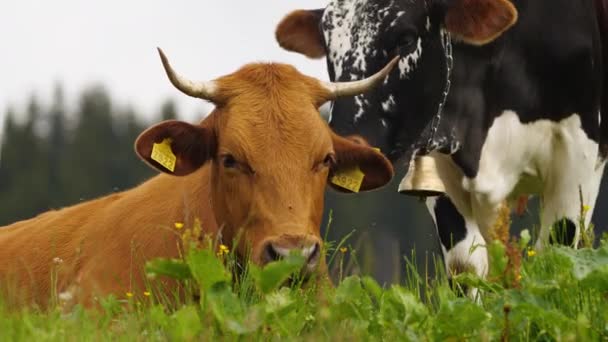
260, 234, 322, 272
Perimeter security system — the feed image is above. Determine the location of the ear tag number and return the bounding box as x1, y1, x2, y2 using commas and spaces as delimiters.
330, 147, 381, 193
331, 167, 365, 193
151, 138, 176, 172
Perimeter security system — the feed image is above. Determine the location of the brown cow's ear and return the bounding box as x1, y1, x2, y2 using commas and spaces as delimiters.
329, 134, 394, 192
135, 119, 216, 176
443, 0, 518, 46
276, 9, 326, 59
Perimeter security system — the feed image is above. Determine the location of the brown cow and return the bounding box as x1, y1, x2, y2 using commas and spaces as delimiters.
0, 49, 397, 308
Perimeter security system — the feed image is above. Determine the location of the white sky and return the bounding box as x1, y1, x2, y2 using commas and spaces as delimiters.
0, 0, 328, 139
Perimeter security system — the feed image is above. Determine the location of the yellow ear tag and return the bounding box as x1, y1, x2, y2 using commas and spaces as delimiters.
151, 138, 176, 172
330, 147, 381, 193
331, 167, 365, 193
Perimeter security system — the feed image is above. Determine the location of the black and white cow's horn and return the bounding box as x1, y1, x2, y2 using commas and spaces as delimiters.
157, 48, 219, 102
322, 56, 400, 98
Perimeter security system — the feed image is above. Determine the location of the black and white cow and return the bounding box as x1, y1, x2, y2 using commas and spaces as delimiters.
276, 0, 608, 278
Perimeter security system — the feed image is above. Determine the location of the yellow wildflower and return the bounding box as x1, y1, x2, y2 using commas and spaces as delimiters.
143, 291, 151, 297
340, 247, 348, 254
174, 222, 184, 230
582, 205, 591, 215
219, 244, 230, 255
126, 292, 134, 298
517, 274, 522, 281
527, 249, 536, 257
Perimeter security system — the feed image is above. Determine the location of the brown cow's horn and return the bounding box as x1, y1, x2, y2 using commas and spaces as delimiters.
322, 56, 400, 98
157, 47, 218, 101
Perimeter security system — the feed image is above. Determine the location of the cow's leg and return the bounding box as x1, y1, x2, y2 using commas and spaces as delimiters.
427, 153, 489, 280
530, 117, 607, 249
427, 195, 488, 279
536, 159, 606, 250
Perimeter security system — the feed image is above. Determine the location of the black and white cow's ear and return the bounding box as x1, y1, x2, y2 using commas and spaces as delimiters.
276, 9, 326, 59
442, 0, 518, 46
135, 117, 217, 176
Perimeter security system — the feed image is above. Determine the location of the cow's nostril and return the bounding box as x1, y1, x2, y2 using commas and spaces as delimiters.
263, 243, 281, 264
307, 243, 321, 265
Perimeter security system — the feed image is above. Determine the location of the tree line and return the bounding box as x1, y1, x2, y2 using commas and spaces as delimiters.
0, 85, 179, 226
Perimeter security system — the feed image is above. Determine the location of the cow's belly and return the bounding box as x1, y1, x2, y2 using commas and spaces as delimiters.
463, 111, 600, 202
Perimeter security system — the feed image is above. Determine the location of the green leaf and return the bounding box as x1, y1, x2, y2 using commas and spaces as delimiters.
251, 253, 306, 294
148, 305, 170, 329
580, 267, 608, 291
333, 276, 374, 321
452, 272, 504, 294
265, 287, 296, 315
508, 301, 575, 337
387, 286, 428, 325
519, 229, 531, 249
169, 306, 202, 340
361, 276, 383, 301
187, 249, 231, 292
145, 258, 192, 280
435, 298, 489, 339
335, 276, 366, 304
378, 286, 427, 331
488, 240, 508, 279
554, 245, 608, 281
207, 282, 262, 335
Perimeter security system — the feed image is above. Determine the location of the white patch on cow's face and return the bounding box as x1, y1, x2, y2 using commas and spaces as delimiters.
398, 38, 422, 79
323, 0, 385, 80
323, 0, 426, 119
354, 95, 365, 121
381, 95, 396, 112
389, 10, 405, 27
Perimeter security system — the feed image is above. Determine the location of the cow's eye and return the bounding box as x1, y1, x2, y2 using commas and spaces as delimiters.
323, 153, 336, 167
399, 33, 417, 50
313, 153, 335, 172
221, 154, 238, 169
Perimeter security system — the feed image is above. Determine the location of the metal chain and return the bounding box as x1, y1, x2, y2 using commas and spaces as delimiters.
425, 30, 453, 151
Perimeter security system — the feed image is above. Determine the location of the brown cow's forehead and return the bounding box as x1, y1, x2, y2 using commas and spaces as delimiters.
219, 106, 332, 167
213, 63, 333, 167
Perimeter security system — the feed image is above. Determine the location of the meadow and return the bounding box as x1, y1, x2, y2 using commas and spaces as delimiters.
1, 213, 607, 341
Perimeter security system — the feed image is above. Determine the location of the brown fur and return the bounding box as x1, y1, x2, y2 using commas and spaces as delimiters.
275, 10, 326, 59
0, 62, 393, 308
445, 0, 518, 46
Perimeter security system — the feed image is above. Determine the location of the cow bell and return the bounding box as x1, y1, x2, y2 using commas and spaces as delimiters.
398, 155, 445, 197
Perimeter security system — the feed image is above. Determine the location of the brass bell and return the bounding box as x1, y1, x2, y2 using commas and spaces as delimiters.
398, 155, 446, 197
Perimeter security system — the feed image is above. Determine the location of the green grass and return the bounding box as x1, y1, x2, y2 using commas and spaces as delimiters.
1, 229, 607, 341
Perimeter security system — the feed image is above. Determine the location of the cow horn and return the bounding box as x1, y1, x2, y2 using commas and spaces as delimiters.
322, 56, 400, 98
157, 48, 219, 102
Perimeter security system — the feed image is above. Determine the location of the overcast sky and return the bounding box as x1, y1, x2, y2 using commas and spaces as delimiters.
0, 0, 328, 140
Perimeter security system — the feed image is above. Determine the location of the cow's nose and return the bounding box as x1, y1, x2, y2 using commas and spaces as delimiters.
262, 241, 321, 267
